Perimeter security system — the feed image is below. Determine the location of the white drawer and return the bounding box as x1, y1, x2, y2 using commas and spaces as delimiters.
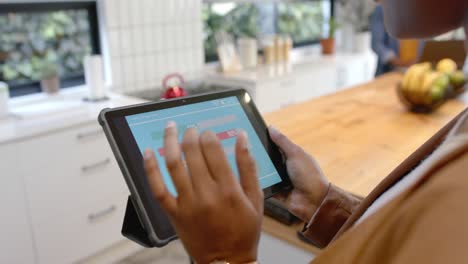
17, 123, 131, 263
32, 191, 128, 264
19, 124, 128, 222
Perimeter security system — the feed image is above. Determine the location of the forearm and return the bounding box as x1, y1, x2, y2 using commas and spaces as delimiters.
301, 183, 362, 248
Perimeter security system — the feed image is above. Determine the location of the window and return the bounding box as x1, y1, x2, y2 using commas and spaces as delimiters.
203, 0, 334, 62
0, 1, 100, 97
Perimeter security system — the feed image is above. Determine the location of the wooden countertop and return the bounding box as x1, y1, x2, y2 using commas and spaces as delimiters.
261, 72, 467, 254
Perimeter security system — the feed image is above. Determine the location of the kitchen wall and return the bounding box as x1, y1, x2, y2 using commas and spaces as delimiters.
101, 0, 204, 93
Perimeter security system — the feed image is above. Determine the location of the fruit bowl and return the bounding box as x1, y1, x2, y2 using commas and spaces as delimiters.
397, 59, 467, 113
397, 83, 466, 113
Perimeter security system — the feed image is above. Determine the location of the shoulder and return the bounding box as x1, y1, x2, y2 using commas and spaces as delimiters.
406, 151, 468, 218
391, 152, 468, 262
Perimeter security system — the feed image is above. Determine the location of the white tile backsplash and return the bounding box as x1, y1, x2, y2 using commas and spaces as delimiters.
142, 27, 151, 54
101, 0, 203, 93
134, 29, 145, 55
110, 57, 122, 87
103, 0, 118, 29
118, 0, 130, 27
135, 56, 144, 82
129, 1, 138, 26
108, 30, 120, 58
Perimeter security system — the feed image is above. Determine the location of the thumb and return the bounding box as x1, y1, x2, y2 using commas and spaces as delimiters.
268, 126, 300, 159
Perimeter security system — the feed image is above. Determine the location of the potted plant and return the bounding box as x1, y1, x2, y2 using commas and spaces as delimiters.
0, 51, 8, 62
39, 61, 60, 94
321, 16, 338, 55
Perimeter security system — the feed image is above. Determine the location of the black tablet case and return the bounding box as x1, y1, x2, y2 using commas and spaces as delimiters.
121, 196, 165, 248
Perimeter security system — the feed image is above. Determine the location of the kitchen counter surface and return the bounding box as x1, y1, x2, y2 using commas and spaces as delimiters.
262, 72, 468, 254
0, 89, 144, 145
205, 52, 376, 84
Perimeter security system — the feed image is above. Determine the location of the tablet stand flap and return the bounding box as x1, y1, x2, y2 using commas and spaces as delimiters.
121, 196, 155, 248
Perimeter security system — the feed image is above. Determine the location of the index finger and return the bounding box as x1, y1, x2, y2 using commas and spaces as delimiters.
164, 121, 193, 198
144, 149, 177, 214
235, 131, 263, 209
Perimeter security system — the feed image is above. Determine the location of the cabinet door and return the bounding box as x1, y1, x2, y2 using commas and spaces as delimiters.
18, 123, 128, 264
0, 143, 36, 264
336, 56, 371, 90
294, 66, 337, 102
255, 81, 283, 114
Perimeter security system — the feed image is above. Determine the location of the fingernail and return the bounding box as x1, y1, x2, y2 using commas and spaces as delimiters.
269, 126, 280, 136
240, 131, 249, 149
143, 149, 153, 160
166, 121, 176, 129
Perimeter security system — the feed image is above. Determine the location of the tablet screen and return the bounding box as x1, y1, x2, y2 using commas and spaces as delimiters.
124, 96, 282, 195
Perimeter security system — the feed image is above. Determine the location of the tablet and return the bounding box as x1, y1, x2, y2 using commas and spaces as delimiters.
98, 89, 291, 246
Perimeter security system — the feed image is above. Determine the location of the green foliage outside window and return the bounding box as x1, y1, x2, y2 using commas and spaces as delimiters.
0, 10, 92, 85
277, 2, 324, 43
203, 1, 329, 61
203, 3, 259, 60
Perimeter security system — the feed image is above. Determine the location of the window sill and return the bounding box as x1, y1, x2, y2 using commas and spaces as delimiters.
9, 85, 88, 108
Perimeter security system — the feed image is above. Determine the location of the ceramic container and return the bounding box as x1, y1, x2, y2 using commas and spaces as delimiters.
237, 37, 258, 69
84, 55, 107, 100
0, 82, 9, 119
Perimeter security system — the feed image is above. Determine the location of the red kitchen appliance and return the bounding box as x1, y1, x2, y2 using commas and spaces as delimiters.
161, 73, 187, 99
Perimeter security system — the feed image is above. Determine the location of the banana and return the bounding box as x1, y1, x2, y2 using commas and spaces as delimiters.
421, 71, 441, 104
407, 63, 431, 104
402, 64, 420, 92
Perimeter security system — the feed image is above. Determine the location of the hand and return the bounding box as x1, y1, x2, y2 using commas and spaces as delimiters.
144, 122, 263, 264
269, 127, 329, 222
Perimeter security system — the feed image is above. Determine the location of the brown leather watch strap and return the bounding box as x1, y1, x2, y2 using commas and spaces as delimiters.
301, 184, 361, 248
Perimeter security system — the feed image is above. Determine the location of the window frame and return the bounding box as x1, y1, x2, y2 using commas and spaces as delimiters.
203, 0, 335, 63
0, 1, 101, 97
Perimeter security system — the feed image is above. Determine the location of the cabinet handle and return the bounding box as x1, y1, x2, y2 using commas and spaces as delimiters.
88, 205, 116, 222
76, 129, 103, 141
81, 158, 111, 173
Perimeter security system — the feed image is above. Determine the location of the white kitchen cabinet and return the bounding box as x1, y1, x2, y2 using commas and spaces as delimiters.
0, 143, 36, 264
255, 78, 295, 113
295, 65, 337, 101
336, 53, 376, 90
207, 52, 377, 114
17, 123, 129, 264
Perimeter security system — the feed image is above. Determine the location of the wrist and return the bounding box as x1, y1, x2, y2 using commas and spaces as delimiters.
293, 181, 331, 222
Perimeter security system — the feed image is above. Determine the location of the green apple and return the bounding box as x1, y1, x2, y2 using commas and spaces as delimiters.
430, 85, 445, 102
450, 70, 466, 89
433, 74, 450, 88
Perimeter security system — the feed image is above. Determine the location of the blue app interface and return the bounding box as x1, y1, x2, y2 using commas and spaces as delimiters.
125, 96, 282, 195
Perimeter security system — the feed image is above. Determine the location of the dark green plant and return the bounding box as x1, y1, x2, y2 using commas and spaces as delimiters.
203, 1, 325, 59
277, 2, 323, 43
337, 0, 375, 32
39, 61, 58, 80
203, 3, 259, 58
324, 16, 339, 39
0, 9, 91, 85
